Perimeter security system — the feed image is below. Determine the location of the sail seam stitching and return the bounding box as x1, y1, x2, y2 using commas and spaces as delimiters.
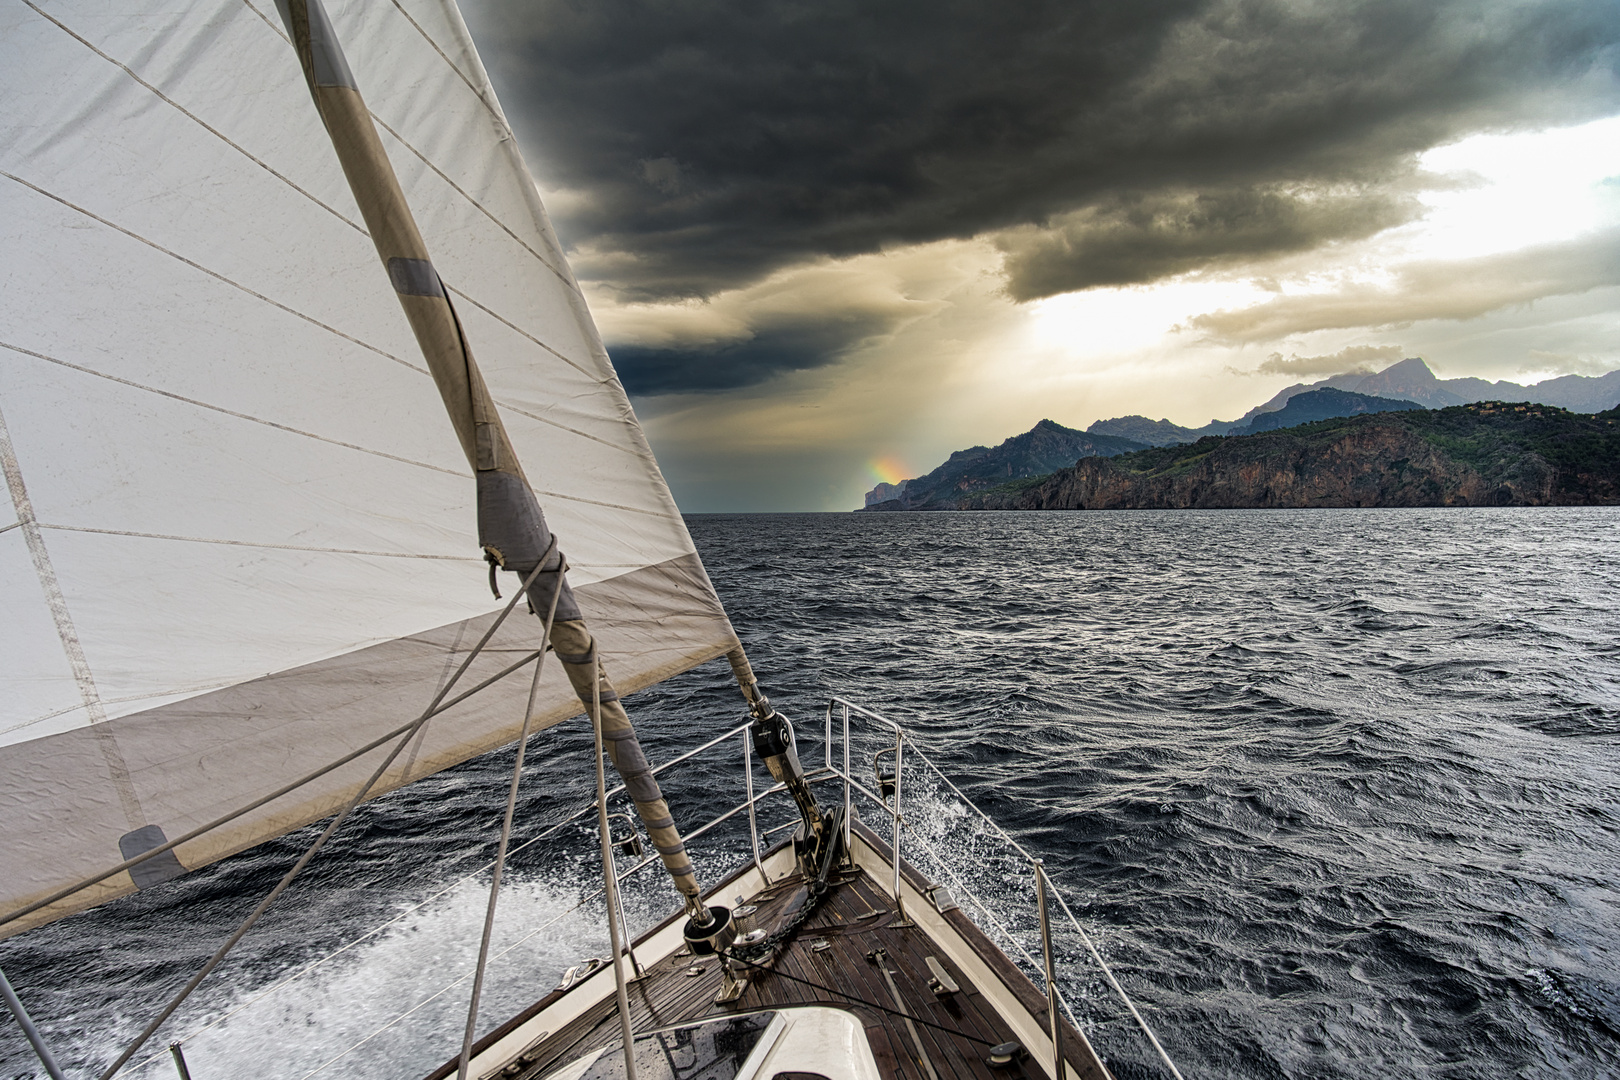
34, 0, 607, 400
0, 682, 239, 742
410, 3, 691, 530
0, 399, 106, 725
33, 524, 482, 561
386, 0, 488, 110
440, 283, 605, 384
457, 374, 644, 456
380, 0, 581, 294
2, 173, 622, 448
41, 0, 625, 432
366, 112, 575, 292
0, 340, 471, 479
525, 490, 670, 519
0, 170, 431, 377
240, 0, 595, 328
20, 0, 365, 239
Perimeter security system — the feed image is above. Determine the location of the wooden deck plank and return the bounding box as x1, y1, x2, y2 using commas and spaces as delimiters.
445, 830, 1116, 1080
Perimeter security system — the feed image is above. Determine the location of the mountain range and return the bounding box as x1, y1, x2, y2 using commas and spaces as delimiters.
959, 403, 1620, 510
1085, 358, 1620, 447
862, 358, 1620, 508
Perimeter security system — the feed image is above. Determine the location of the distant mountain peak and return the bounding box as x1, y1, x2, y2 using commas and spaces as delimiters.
1237, 387, 1424, 435
1087, 414, 1235, 446
859, 418, 1146, 510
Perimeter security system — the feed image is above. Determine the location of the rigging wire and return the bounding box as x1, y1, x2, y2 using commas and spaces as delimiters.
124, 726, 764, 1074
98, 554, 556, 1080
125, 789, 588, 1075
123, 710, 1180, 1080
590, 642, 640, 1080
292, 890, 598, 1080
457, 561, 566, 1079
0, 646, 544, 936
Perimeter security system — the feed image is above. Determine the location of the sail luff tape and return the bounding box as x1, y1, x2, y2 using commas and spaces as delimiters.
725, 648, 756, 685
281, 0, 492, 475
279, 0, 700, 903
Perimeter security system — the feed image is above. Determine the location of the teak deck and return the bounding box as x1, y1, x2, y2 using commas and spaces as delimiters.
429, 822, 1112, 1080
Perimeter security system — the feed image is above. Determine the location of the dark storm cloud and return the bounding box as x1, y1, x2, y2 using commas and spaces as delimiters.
609, 311, 897, 394
475, 0, 1615, 286
467, 0, 1619, 390
995, 185, 1415, 299
1188, 228, 1620, 342
1256, 344, 1405, 377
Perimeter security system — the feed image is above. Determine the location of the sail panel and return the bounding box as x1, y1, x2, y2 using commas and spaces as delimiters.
0, 0, 738, 932
0, 551, 733, 939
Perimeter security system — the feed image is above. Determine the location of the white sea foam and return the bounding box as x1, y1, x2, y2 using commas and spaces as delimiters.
117, 872, 622, 1080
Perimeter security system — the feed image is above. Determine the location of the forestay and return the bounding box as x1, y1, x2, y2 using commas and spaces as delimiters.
0, 0, 737, 937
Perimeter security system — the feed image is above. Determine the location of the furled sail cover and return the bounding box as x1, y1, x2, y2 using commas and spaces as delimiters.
0, 0, 738, 937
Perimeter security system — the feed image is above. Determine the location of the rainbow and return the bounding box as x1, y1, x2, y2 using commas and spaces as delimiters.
867, 455, 911, 486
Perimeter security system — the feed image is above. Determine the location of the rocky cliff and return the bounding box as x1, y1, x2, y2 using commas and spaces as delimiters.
956, 403, 1620, 510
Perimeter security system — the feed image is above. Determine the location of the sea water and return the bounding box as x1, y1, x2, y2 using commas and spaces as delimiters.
3, 509, 1618, 1079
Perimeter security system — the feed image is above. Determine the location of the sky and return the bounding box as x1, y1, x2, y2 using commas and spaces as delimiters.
462, 0, 1620, 511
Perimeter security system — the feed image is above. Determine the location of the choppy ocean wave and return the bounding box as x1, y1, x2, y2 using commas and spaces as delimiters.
4, 508, 1618, 1079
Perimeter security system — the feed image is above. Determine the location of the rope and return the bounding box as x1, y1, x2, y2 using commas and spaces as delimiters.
722, 954, 998, 1048
456, 557, 566, 1079
590, 643, 640, 1080
98, 553, 556, 1079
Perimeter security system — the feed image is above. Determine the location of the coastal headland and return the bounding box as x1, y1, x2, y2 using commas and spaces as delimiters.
865, 403, 1620, 510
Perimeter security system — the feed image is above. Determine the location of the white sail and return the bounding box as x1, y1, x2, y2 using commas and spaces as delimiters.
0, 0, 737, 937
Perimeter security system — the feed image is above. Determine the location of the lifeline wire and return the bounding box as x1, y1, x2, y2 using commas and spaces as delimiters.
893, 725, 1185, 1079
826, 727, 1148, 1068
835, 761, 1093, 1042
98, 554, 555, 1080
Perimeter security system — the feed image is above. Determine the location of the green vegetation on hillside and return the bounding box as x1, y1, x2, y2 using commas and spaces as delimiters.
962, 402, 1620, 508
1100, 402, 1620, 489
1410, 403, 1620, 484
